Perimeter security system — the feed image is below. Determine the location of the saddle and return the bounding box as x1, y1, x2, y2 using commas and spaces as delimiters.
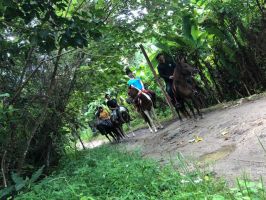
97, 119, 112, 128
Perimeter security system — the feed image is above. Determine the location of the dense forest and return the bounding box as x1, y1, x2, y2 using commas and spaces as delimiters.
1, 0, 266, 198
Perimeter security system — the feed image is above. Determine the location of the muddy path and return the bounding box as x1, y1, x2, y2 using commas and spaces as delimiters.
120, 96, 266, 184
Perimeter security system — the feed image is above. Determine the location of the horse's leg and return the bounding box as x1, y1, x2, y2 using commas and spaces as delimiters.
112, 130, 120, 143
140, 111, 153, 132
126, 122, 135, 137
174, 97, 191, 120
179, 100, 192, 119
151, 107, 163, 129
147, 122, 153, 133
105, 133, 112, 143
185, 100, 196, 119
118, 126, 126, 139
144, 110, 157, 132
191, 96, 202, 118
176, 109, 183, 121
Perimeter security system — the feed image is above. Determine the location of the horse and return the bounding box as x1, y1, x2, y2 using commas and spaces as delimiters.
128, 86, 163, 132
172, 63, 202, 118
95, 119, 125, 142
110, 106, 135, 137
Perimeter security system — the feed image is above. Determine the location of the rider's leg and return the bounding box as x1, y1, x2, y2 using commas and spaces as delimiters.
166, 83, 183, 120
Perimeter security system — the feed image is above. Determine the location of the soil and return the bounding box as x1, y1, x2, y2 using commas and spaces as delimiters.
119, 96, 266, 184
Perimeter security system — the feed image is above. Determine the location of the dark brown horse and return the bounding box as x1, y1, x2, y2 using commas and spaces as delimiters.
172, 64, 202, 118
128, 86, 163, 132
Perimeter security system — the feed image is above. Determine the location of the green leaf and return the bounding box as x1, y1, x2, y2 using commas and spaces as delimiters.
191, 25, 201, 41
11, 172, 24, 184
2, 0, 16, 8
212, 194, 225, 200
30, 165, 45, 183
95, 0, 105, 10
0, 93, 10, 98
15, 177, 29, 191
0, 186, 15, 199
182, 15, 193, 39
4, 6, 23, 21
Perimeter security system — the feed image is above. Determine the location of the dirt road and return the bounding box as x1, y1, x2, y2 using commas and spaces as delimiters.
121, 96, 266, 184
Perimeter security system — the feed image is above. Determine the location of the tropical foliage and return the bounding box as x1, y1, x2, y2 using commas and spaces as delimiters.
0, 0, 265, 197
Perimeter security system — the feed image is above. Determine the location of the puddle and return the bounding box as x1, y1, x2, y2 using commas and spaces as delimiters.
199, 144, 236, 163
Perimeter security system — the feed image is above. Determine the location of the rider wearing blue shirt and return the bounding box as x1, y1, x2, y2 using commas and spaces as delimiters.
126, 68, 156, 107
127, 77, 144, 91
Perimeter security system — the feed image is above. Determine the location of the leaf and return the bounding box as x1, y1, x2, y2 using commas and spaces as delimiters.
182, 15, 193, 40
15, 177, 28, 191
0, 186, 15, 199
191, 25, 201, 41
0, 93, 10, 98
205, 27, 225, 39
30, 165, 45, 183
95, 0, 105, 10
212, 194, 225, 200
4, 6, 23, 21
2, 0, 16, 8
11, 172, 24, 184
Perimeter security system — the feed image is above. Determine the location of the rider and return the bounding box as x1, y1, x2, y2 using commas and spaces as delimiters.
156, 52, 178, 106
105, 94, 122, 122
95, 106, 112, 126
126, 68, 156, 106
105, 94, 119, 110
157, 52, 200, 107
96, 106, 110, 120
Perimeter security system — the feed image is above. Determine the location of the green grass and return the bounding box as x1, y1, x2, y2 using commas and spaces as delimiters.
15, 145, 266, 200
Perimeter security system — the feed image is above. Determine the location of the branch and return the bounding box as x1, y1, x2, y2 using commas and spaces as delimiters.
17, 47, 35, 87
1, 150, 7, 188
72, 0, 86, 15
9, 48, 78, 105
255, 0, 264, 15
18, 46, 66, 171
65, 0, 73, 17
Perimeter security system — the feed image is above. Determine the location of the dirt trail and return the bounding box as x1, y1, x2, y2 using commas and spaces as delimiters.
121, 97, 266, 184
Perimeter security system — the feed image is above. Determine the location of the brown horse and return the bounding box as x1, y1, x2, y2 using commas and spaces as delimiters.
172, 64, 202, 118
128, 86, 163, 132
